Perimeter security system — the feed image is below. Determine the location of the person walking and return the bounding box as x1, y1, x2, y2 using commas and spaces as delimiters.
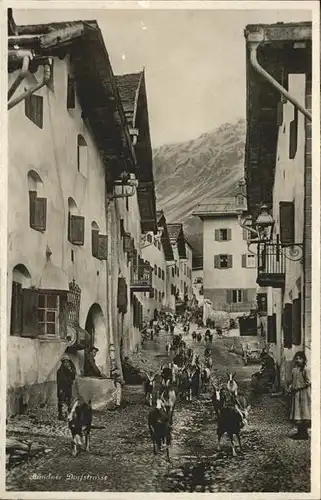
110, 360, 125, 409
288, 351, 311, 440
56, 354, 76, 420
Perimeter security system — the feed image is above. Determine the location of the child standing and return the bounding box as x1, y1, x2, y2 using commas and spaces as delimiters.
289, 351, 311, 440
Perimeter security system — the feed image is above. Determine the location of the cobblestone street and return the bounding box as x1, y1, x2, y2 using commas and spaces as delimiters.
6, 328, 310, 493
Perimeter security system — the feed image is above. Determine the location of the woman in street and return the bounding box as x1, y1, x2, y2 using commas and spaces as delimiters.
288, 351, 311, 440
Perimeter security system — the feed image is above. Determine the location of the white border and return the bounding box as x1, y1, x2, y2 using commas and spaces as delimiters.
1, 1, 320, 499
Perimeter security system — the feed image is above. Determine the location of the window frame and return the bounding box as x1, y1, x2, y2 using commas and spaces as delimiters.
232, 289, 243, 304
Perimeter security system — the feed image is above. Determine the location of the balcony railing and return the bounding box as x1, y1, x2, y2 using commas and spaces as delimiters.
131, 264, 152, 292
257, 242, 286, 288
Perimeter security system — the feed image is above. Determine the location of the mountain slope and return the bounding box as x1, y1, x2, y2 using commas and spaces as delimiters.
153, 119, 246, 259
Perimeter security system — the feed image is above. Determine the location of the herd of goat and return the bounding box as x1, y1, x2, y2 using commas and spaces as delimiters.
145, 329, 251, 461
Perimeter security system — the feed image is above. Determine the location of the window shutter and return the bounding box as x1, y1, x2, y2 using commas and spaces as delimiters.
276, 101, 283, 126
241, 254, 247, 268
98, 235, 108, 260
215, 229, 220, 241
242, 289, 248, 303
226, 289, 232, 304
279, 201, 295, 246
29, 191, 37, 228
123, 233, 132, 253
292, 294, 301, 345
267, 314, 277, 343
243, 228, 248, 241
117, 278, 128, 314
289, 108, 298, 159
69, 215, 85, 245
32, 197, 47, 231
67, 75, 76, 109
283, 303, 292, 348
120, 219, 125, 239
58, 293, 68, 339
21, 289, 39, 338
227, 229, 232, 241
10, 282, 23, 335
25, 94, 43, 129
227, 255, 233, 268
214, 255, 220, 268
92, 229, 99, 258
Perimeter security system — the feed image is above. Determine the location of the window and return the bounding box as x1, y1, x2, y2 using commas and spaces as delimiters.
67, 74, 76, 109
242, 254, 256, 269
38, 293, 60, 335
77, 134, 88, 177
289, 107, 298, 159
25, 93, 43, 129
158, 267, 162, 279
172, 267, 175, 278
154, 265, 157, 276
215, 229, 231, 241
91, 221, 107, 260
158, 291, 162, 302
214, 254, 232, 269
161, 269, 165, 280
279, 201, 295, 246
146, 234, 153, 244
232, 290, 243, 303
29, 191, 47, 232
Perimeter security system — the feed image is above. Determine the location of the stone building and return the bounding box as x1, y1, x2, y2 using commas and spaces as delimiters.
243, 22, 312, 385
7, 17, 156, 414
193, 198, 257, 315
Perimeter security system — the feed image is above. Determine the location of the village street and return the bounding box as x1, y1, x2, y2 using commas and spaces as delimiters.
6, 326, 310, 493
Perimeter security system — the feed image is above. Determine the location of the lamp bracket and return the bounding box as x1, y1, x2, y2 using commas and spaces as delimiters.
279, 243, 304, 262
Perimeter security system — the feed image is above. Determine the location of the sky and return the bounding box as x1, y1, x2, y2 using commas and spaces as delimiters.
13, 7, 312, 148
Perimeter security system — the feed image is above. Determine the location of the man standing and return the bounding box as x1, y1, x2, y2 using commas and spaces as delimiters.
57, 354, 76, 420
110, 360, 125, 409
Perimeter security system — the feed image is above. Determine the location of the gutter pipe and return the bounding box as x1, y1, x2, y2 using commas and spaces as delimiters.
8, 61, 51, 111
249, 41, 312, 122
8, 52, 33, 101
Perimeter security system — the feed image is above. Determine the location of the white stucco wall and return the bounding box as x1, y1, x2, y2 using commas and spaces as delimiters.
271, 73, 306, 377
8, 56, 109, 390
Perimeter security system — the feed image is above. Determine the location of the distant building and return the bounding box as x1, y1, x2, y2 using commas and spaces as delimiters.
193, 197, 257, 316
244, 22, 312, 385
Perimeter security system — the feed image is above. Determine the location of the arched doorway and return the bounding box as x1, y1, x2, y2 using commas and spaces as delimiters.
84, 304, 106, 376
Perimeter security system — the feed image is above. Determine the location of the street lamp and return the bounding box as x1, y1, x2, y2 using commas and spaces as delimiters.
255, 204, 275, 241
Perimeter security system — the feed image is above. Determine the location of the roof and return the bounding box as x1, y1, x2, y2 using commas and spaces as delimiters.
167, 223, 187, 259
115, 72, 143, 128
9, 18, 136, 176
115, 70, 157, 233
193, 197, 247, 218
244, 21, 312, 219
156, 212, 174, 261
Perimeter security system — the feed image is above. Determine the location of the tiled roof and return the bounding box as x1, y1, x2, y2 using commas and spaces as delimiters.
167, 223, 182, 242
115, 72, 143, 128
193, 197, 247, 216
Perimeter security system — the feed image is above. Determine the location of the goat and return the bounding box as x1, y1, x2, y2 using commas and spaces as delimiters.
148, 398, 172, 461
211, 384, 226, 419
226, 372, 238, 397
67, 398, 92, 457
217, 399, 251, 457
143, 373, 155, 406
160, 385, 177, 424
201, 367, 211, 393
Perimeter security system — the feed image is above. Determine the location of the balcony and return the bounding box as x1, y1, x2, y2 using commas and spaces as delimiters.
257, 242, 286, 288
131, 264, 152, 292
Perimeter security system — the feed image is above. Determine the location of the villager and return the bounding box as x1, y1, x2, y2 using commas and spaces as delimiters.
288, 351, 311, 440
84, 346, 103, 378
57, 354, 76, 420
110, 360, 125, 409
251, 351, 276, 393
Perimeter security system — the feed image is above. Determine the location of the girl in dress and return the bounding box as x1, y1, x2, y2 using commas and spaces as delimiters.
289, 351, 311, 440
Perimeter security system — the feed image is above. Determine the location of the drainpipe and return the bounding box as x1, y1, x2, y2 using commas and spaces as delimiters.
249, 42, 312, 122
8, 61, 51, 111
8, 51, 33, 101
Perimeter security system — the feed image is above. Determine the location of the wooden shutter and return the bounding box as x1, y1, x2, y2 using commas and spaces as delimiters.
243, 228, 248, 241
227, 255, 233, 268
67, 75, 75, 109
92, 229, 99, 258
10, 281, 22, 335
283, 303, 293, 348
32, 197, 47, 231
214, 255, 220, 268
241, 254, 247, 268
29, 191, 37, 228
21, 289, 39, 338
279, 201, 295, 246
227, 228, 232, 241
289, 108, 298, 159
276, 101, 283, 126
123, 233, 132, 253
226, 289, 232, 304
120, 219, 125, 239
69, 215, 85, 245
215, 229, 220, 241
267, 314, 277, 343
25, 94, 43, 129
58, 293, 68, 338
98, 235, 108, 260
292, 294, 301, 346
